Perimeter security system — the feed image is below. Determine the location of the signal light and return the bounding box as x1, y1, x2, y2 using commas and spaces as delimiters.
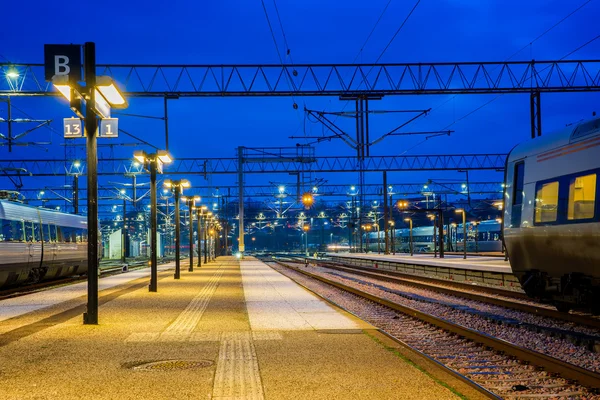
301, 192, 314, 208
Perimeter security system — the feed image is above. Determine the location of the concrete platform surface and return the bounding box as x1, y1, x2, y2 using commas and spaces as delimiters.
328, 252, 512, 274
0, 257, 484, 399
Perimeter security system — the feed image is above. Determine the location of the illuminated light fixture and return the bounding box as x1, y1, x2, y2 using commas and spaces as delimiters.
193, 195, 200, 202
157, 150, 173, 164
278, 185, 285, 193
133, 150, 147, 163
181, 196, 188, 202
350, 186, 356, 191
461, 184, 467, 189
181, 179, 191, 188
6, 69, 19, 78
73, 160, 81, 168
455, 208, 464, 214
120, 189, 126, 194
95, 76, 128, 108
163, 179, 173, 188
301, 192, 314, 208
302, 224, 310, 232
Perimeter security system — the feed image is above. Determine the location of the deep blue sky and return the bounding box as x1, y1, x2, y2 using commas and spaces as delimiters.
1, 0, 600, 197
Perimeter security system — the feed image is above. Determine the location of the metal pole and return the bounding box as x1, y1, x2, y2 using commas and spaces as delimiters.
174, 186, 180, 279
196, 210, 201, 267
475, 222, 479, 253
238, 147, 245, 256
409, 220, 413, 256
204, 217, 208, 263
149, 160, 158, 292
462, 212, 467, 260
7, 96, 12, 153
164, 96, 169, 151
73, 175, 79, 214
83, 42, 99, 325
433, 217, 437, 258
189, 201, 194, 272
438, 209, 445, 259
122, 197, 126, 263
383, 172, 389, 254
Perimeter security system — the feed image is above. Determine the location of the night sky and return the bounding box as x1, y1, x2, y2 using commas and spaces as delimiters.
1, 0, 600, 198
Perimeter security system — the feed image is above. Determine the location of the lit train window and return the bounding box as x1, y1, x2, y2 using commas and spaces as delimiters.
535, 181, 559, 223
568, 174, 596, 220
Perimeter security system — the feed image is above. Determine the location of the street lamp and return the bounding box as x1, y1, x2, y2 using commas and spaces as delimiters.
302, 224, 310, 256
456, 208, 467, 259
205, 211, 213, 263
50, 43, 128, 325
195, 205, 208, 267
134, 150, 173, 292
165, 179, 191, 279
362, 224, 372, 253
404, 218, 413, 256
388, 220, 395, 255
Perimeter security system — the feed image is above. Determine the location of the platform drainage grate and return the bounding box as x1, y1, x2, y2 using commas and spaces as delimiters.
125, 359, 214, 371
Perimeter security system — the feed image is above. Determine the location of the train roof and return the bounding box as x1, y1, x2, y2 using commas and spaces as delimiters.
0, 200, 87, 229
508, 117, 600, 162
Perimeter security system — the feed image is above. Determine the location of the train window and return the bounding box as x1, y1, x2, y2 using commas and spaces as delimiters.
32, 222, 41, 242
42, 224, 52, 242
513, 162, 525, 205
55, 226, 64, 242
535, 181, 559, 223
0, 219, 24, 241
568, 173, 596, 220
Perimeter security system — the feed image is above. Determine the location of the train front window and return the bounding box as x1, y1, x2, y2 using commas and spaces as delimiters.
535, 181, 559, 223
568, 173, 596, 220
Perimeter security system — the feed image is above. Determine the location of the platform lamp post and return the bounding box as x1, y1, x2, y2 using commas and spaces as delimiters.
50, 42, 128, 325
134, 150, 173, 292
184, 195, 200, 271
404, 218, 413, 256
455, 209, 467, 259
195, 205, 208, 267
68, 160, 83, 215
204, 211, 213, 263
164, 179, 190, 279
429, 214, 437, 258
388, 220, 395, 255
119, 188, 127, 263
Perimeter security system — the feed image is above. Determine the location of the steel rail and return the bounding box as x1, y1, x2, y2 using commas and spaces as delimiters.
273, 260, 600, 389
317, 260, 600, 330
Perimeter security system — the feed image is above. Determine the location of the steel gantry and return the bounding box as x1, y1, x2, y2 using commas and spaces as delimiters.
0, 153, 507, 177
2, 60, 600, 96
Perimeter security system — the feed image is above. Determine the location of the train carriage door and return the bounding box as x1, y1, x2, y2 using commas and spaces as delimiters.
26, 220, 43, 272
511, 162, 525, 227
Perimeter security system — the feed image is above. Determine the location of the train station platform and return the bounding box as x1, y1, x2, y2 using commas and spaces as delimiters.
0, 257, 485, 399
327, 252, 512, 274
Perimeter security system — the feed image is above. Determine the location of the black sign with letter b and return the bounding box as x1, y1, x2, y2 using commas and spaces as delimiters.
44, 44, 82, 82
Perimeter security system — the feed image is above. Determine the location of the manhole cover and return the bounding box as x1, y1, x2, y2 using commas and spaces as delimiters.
125, 360, 214, 371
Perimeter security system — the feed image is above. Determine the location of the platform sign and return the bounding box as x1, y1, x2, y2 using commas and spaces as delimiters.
44, 44, 82, 83
99, 118, 118, 138
64, 118, 83, 138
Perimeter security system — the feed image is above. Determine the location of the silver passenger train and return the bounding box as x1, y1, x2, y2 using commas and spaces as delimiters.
365, 220, 503, 253
504, 117, 600, 312
0, 200, 87, 288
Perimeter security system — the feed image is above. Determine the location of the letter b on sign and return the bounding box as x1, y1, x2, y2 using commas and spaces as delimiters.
44, 44, 82, 82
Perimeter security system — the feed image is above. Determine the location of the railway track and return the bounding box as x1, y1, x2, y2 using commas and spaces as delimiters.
0, 259, 154, 300
266, 259, 600, 398
306, 258, 600, 331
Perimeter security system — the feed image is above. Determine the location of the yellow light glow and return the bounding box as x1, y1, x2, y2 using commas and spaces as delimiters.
181, 196, 188, 202
163, 180, 173, 188
455, 209, 464, 213
6, 70, 19, 78
404, 218, 411, 222
54, 84, 72, 101
134, 151, 146, 163
193, 195, 200, 201
96, 76, 127, 107
181, 179, 191, 188
157, 150, 173, 164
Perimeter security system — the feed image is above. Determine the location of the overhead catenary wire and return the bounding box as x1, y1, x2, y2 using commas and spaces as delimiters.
425, 0, 596, 135
260, 0, 301, 124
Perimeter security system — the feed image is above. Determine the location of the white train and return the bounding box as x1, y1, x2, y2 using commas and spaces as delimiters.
504, 117, 600, 312
0, 200, 87, 288
365, 220, 503, 253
